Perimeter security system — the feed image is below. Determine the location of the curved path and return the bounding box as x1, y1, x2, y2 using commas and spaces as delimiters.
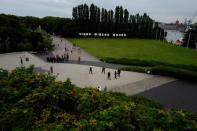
137, 80, 197, 113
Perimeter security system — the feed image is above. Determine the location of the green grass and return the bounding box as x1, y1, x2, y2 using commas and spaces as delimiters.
68, 38, 197, 67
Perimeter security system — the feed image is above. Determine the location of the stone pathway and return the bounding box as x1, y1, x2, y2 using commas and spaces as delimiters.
52, 36, 100, 62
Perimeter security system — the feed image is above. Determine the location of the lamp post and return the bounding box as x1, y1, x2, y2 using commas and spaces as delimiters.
186, 27, 195, 48
187, 30, 192, 48
187, 31, 191, 48
159, 29, 162, 41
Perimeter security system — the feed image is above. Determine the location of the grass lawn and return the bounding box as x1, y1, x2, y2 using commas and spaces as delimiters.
68, 38, 197, 67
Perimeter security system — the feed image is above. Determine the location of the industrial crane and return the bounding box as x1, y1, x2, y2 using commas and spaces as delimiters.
189, 11, 197, 24
186, 11, 197, 31
186, 11, 197, 48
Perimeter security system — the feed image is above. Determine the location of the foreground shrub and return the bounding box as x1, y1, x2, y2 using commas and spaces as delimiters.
0, 67, 197, 130
104, 57, 197, 72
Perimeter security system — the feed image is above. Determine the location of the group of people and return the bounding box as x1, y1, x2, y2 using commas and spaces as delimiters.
20, 56, 30, 65
46, 53, 70, 63
89, 67, 121, 80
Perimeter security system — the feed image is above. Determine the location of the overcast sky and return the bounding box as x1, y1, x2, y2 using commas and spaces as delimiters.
0, 0, 197, 23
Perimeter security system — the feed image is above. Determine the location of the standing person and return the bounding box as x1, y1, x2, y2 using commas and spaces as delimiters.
114, 71, 117, 79
117, 69, 121, 77
107, 72, 111, 80
97, 85, 102, 91
20, 57, 23, 65
104, 86, 107, 91
89, 67, 93, 74
66, 53, 69, 62
78, 56, 81, 63
101, 67, 105, 74
50, 66, 53, 73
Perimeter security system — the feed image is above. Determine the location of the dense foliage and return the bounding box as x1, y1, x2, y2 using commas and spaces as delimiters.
0, 66, 197, 130
0, 14, 53, 53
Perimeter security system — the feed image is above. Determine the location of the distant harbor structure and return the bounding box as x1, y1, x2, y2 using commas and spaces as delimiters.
159, 20, 186, 45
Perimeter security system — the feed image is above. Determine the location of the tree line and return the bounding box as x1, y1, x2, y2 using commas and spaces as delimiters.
3, 3, 197, 51
72, 4, 164, 39
0, 3, 165, 40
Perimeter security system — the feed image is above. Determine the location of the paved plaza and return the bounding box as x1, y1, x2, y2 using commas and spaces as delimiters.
1, 36, 197, 112
0, 51, 175, 94
0, 36, 176, 95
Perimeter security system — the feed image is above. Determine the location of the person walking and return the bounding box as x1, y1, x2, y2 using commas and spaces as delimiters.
66, 53, 69, 62
107, 72, 111, 80
117, 69, 121, 77
50, 66, 53, 73
20, 57, 23, 65
97, 85, 102, 91
89, 67, 93, 74
78, 56, 81, 63
114, 71, 117, 79
101, 67, 105, 74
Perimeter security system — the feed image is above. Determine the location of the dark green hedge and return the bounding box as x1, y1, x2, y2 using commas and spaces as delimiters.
121, 65, 197, 81
151, 66, 197, 81
103, 57, 197, 72
121, 66, 147, 73
1, 67, 197, 130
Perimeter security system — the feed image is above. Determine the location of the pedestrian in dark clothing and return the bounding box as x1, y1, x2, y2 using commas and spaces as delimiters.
78, 56, 81, 63
101, 67, 105, 74
89, 67, 93, 74
66, 53, 69, 62
46, 57, 49, 62
107, 72, 111, 80
117, 69, 121, 77
114, 71, 117, 79
25, 57, 29, 61
20, 57, 23, 65
50, 66, 53, 73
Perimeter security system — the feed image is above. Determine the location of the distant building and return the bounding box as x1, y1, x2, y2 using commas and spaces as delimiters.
159, 21, 186, 44
163, 24, 186, 32
165, 30, 184, 44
